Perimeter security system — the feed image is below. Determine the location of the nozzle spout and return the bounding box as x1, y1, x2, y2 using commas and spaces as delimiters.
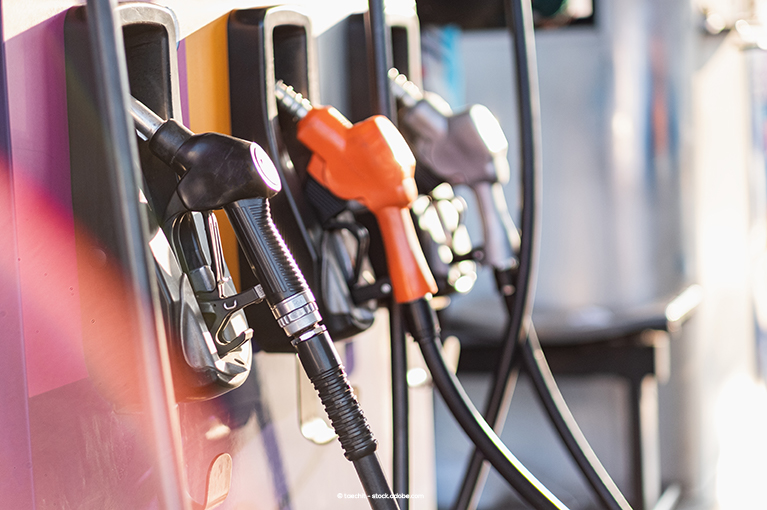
274, 81, 312, 120
387, 68, 421, 110
130, 96, 164, 141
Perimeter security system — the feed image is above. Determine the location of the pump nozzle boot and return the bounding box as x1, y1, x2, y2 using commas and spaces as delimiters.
275, 82, 437, 304
388, 70, 520, 272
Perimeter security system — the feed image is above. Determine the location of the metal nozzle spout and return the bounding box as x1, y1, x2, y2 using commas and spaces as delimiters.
274, 81, 312, 120
387, 68, 421, 110
129, 96, 164, 141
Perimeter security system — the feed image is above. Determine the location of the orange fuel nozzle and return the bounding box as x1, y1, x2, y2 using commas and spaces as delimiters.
276, 82, 437, 303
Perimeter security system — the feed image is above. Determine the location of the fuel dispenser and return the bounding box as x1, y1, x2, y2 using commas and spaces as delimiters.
273, 0, 637, 509
65, 1, 404, 508
61, 0, 624, 508
0, 0, 741, 509
64, 3, 264, 507
62, 2, 190, 508
66, 3, 254, 404
128, 96, 398, 509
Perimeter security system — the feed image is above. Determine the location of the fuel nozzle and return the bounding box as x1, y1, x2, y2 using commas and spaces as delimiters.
130, 98, 314, 334
275, 82, 437, 304
388, 69, 521, 273
130, 98, 396, 507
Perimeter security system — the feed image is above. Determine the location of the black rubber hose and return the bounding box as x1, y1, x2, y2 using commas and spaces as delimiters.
390, 301, 409, 510
404, 299, 569, 510
365, 2, 405, 505
451, 357, 523, 510
503, 0, 541, 341
521, 323, 632, 510
355, 454, 401, 510
366, 0, 396, 120
452, 0, 542, 505
452, 0, 633, 505
455, 269, 632, 510
452, 276, 523, 510
456, 274, 632, 510
294, 331, 378, 461
293, 324, 398, 510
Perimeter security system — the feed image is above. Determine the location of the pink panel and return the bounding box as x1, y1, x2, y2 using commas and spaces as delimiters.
5, 12, 88, 397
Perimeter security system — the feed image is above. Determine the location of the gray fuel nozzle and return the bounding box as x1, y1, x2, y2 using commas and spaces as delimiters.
389, 69, 520, 271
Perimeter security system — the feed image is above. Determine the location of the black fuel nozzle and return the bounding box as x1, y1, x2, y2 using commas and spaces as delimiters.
131, 98, 311, 332
131, 96, 329, 340
131, 96, 327, 339
388, 70, 521, 274
131, 97, 281, 217
130, 98, 394, 506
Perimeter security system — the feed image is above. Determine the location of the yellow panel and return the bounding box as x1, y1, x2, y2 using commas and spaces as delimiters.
184, 15, 232, 134
184, 15, 241, 290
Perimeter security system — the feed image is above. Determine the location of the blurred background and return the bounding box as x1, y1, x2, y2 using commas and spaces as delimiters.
425, 0, 767, 508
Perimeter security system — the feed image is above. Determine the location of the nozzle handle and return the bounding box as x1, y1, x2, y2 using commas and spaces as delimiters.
284, 95, 438, 304
225, 198, 322, 339
376, 206, 437, 303
226, 198, 305, 304
474, 181, 520, 271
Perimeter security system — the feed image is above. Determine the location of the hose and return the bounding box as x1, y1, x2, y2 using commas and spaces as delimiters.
450, 0, 546, 504
457, 283, 632, 510
226, 198, 399, 510
522, 320, 631, 510
360, 2, 409, 500
452, 0, 632, 507
366, 0, 396, 120
404, 299, 569, 510
452, 276, 523, 510
390, 301, 410, 510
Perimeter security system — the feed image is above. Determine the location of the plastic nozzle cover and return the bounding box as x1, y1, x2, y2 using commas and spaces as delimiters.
172, 134, 281, 211
388, 70, 510, 187
129, 97, 281, 212
279, 88, 437, 303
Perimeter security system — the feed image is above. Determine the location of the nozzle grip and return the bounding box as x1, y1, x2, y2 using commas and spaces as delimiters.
474, 181, 520, 270
225, 197, 309, 306
376, 206, 438, 303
